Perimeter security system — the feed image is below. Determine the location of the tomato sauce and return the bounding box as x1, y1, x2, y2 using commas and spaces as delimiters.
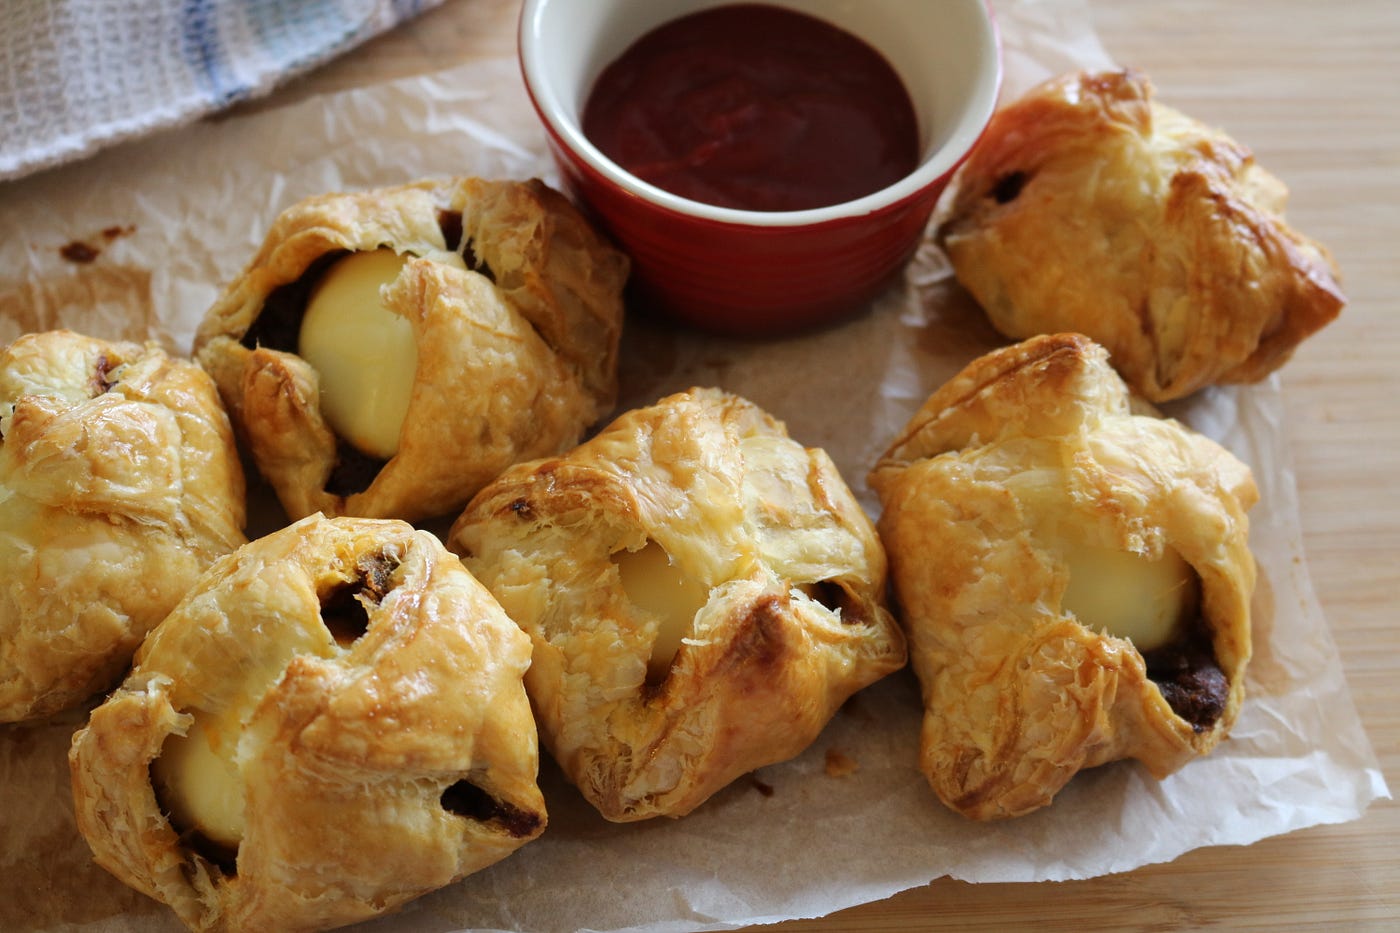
581, 3, 919, 212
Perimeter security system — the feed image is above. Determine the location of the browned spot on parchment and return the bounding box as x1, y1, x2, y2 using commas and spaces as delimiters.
824, 748, 859, 778
59, 241, 100, 264
56, 225, 138, 265
0, 264, 159, 345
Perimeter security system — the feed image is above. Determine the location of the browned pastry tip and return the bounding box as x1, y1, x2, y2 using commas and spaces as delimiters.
871, 334, 1256, 820
938, 69, 1344, 402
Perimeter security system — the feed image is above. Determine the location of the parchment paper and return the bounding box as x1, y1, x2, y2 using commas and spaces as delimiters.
0, 2, 1388, 931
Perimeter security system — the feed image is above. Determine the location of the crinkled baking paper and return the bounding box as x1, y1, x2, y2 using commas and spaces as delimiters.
0, 2, 1387, 931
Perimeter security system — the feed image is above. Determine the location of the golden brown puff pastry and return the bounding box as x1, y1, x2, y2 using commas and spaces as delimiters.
937, 69, 1344, 402
0, 330, 245, 723
869, 333, 1257, 820
68, 513, 545, 933
193, 176, 629, 523
448, 387, 906, 822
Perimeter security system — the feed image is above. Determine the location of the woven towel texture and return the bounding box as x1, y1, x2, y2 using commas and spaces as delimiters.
0, 0, 436, 181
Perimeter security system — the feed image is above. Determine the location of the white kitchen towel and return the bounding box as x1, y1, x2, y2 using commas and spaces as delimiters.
0, 0, 441, 182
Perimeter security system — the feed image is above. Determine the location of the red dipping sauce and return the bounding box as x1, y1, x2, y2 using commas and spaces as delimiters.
581, 3, 920, 213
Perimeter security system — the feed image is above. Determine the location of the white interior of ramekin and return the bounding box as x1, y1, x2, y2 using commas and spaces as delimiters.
520, 0, 1002, 226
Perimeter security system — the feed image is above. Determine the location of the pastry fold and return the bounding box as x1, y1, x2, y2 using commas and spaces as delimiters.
938, 69, 1344, 402
870, 334, 1256, 820
0, 330, 246, 722
69, 513, 545, 933
450, 387, 906, 821
194, 176, 628, 523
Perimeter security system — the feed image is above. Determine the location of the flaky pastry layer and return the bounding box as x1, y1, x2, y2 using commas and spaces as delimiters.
870, 334, 1257, 820
0, 329, 245, 722
939, 69, 1344, 402
69, 514, 545, 933
194, 176, 628, 522
450, 387, 907, 821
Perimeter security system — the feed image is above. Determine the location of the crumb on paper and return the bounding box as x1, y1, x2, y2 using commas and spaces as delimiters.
825, 748, 858, 778
749, 775, 775, 797
59, 241, 100, 263
56, 225, 137, 265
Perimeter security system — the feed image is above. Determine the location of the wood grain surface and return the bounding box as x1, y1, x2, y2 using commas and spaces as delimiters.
772, 3, 1400, 929
66, 0, 1400, 928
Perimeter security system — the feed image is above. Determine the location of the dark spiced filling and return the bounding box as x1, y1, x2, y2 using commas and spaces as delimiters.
435, 209, 495, 283
239, 250, 346, 354
437, 209, 464, 253
325, 439, 388, 498
319, 551, 400, 646
319, 585, 370, 647
463, 238, 495, 282
800, 579, 868, 627
991, 170, 1028, 204
181, 828, 238, 876
238, 250, 397, 498
91, 354, 120, 395
147, 774, 240, 876
355, 551, 398, 599
440, 780, 542, 838
1142, 620, 1229, 732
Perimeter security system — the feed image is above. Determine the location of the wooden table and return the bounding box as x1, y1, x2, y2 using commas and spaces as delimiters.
799, 4, 1400, 928
31, 0, 1400, 929
234, 0, 1400, 928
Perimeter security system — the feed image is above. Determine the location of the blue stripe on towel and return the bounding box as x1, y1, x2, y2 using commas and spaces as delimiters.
247, 0, 355, 73
180, 0, 240, 105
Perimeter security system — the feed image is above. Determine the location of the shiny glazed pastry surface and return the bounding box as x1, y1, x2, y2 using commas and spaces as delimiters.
869, 334, 1257, 820
0, 330, 246, 722
938, 69, 1344, 402
194, 176, 629, 523
68, 514, 545, 933
449, 387, 907, 821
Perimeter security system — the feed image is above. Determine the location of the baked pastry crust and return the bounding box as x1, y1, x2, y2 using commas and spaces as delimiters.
938, 69, 1344, 402
449, 387, 906, 821
869, 334, 1257, 820
0, 330, 245, 722
68, 513, 545, 933
194, 176, 628, 523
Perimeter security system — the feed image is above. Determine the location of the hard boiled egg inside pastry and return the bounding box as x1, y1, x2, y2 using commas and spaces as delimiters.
193, 177, 629, 524
69, 514, 545, 933
449, 387, 907, 822
870, 333, 1257, 820
296, 247, 419, 460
